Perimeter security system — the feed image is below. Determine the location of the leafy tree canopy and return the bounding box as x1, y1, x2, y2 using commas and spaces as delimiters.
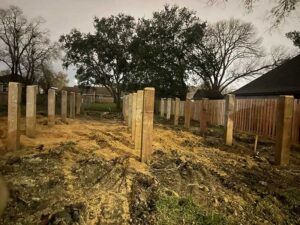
60, 14, 135, 109
286, 31, 300, 48
130, 5, 206, 99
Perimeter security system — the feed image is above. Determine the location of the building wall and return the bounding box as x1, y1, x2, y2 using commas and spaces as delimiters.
0, 93, 8, 106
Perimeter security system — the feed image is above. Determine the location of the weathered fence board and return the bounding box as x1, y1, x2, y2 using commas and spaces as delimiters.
168, 96, 300, 143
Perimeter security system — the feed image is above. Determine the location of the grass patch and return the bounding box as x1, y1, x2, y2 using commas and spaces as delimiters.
85, 103, 119, 112
155, 196, 230, 225
277, 187, 300, 211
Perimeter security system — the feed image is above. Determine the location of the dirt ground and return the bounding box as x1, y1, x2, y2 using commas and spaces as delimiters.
0, 113, 299, 225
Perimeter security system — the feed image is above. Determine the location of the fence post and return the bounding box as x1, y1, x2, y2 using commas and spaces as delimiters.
275, 95, 294, 166
122, 95, 126, 120
48, 88, 56, 126
76, 93, 82, 115
200, 98, 208, 132
132, 93, 137, 141
184, 99, 192, 129
69, 92, 76, 119
128, 94, 133, 128
141, 87, 155, 163
61, 90, 68, 122
174, 97, 180, 126
160, 98, 165, 117
124, 95, 129, 124
166, 98, 172, 120
135, 90, 144, 151
7, 82, 21, 151
26, 85, 37, 138
224, 94, 235, 146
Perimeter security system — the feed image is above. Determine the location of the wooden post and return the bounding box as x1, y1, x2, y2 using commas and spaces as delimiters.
166, 98, 171, 120
26, 85, 37, 137
184, 99, 192, 129
254, 134, 258, 153
131, 93, 137, 141
128, 94, 133, 128
93, 90, 96, 103
7, 82, 21, 151
141, 87, 155, 163
76, 93, 82, 115
174, 97, 180, 126
135, 90, 144, 151
48, 88, 56, 126
61, 90, 67, 122
200, 98, 208, 133
122, 95, 126, 120
160, 98, 165, 117
275, 95, 294, 166
224, 95, 235, 146
124, 95, 128, 123
69, 92, 75, 119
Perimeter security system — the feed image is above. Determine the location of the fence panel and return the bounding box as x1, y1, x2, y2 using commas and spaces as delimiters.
233, 97, 278, 139
157, 96, 300, 143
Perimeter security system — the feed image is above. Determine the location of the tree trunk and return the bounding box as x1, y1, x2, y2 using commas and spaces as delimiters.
113, 92, 121, 111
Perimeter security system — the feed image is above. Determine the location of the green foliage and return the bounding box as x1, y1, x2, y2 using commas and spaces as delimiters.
278, 187, 300, 211
85, 103, 119, 112
286, 31, 300, 48
60, 14, 135, 109
130, 5, 206, 99
155, 196, 229, 225
38, 64, 69, 92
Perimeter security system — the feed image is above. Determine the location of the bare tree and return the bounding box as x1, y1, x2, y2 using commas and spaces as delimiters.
0, 5, 44, 79
20, 37, 60, 85
37, 64, 69, 93
190, 18, 283, 93
207, 0, 300, 26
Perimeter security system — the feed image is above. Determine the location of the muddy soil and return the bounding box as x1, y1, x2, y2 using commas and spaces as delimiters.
0, 114, 299, 225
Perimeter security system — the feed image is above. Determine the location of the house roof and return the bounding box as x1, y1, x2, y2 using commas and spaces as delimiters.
62, 86, 111, 96
94, 87, 111, 96
62, 86, 80, 93
234, 54, 300, 97
193, 89, 224, 100
0, 74, 24, 83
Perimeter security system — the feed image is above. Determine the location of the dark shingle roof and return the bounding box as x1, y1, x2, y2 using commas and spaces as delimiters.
62, 86, 111, 96
0, 74, 24, 83
193, 89, 224, 100
234, 54, 300, 97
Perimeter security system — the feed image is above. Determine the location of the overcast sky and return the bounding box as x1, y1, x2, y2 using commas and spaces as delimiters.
1, 0, 299, 89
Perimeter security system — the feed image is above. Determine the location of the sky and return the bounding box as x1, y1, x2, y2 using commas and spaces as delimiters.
0, 0, 299, 89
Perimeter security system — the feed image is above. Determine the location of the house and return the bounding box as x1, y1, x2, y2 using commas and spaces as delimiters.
234, 54, 300, 98
186, 86, 198, 99
0, 74, 24, 92
0, 74, 25, 105
192, 89, 224, 100
62, 86, 114, 103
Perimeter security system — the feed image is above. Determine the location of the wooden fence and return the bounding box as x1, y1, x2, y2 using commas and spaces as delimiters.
158, 97, 300, 144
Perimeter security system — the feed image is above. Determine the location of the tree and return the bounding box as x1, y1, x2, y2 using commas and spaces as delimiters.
0, 5, 59, 85
130, 5, 206, 99
208, 0, 300, 26
0, 6, 43, 78
37, 64, 68, 93
286, 31, 300, 48
60, 14, 135, 109
191, 18, 282, 93
20, 36, 60, 85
